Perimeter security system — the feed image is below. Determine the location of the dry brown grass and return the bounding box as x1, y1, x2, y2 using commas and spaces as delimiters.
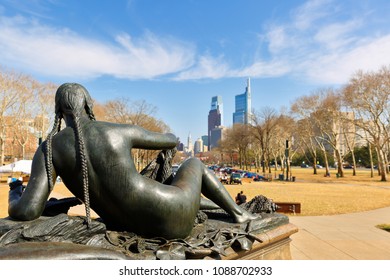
224, 167, 390, 216
1, 167, 390, 218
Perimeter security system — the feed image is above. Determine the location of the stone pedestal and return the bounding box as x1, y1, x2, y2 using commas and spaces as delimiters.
0, 212, 298, 260
222, 223, 298, 260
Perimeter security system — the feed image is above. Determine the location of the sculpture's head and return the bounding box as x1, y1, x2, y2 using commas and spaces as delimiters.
48, 83, 95, 227
55, 83, 94, 119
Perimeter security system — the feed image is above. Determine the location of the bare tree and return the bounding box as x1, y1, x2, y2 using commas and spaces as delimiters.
341, 112, 358, 175
291, 96, 322, 174
343, 66, 390, 181
32, 81, 56, 139
276, 114, 298, 180
11, 76, 35, 159
220, 124, 251, 169
251, 107, 279, 173
291, 88, 347, 177
0, 68, 32, 164
217, 132, 238, 167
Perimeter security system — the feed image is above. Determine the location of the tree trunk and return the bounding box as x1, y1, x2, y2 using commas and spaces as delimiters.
0, 138, 4, 166
335, 150, 344, 177
261, 155, 266, 173
21, 144, 25, 160
368, 142, 374, 178
378, 148, 388, 182
0, 125, 5, 165
323, 150, 330, 176
351, 149, 357, 176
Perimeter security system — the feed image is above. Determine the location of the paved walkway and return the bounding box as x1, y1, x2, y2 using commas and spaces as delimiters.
289, 207, 390, 259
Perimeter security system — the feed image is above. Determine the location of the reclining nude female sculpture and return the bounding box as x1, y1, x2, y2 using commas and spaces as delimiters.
8, 83, 257, 240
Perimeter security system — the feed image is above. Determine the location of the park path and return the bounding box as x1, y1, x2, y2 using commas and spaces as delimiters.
289, 206, 390, 259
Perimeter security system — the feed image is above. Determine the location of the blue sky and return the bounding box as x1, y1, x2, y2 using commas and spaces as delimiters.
1, 0, 390, 144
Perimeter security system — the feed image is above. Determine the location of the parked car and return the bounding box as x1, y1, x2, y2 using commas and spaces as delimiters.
244, 172, 257, 178
316, 164, 323, 169
301, 163, 309, 168
229, 173, 242, 184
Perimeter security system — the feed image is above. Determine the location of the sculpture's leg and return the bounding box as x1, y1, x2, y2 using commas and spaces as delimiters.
173, 158, 257, 223
200, 166, 257, 223
200, 197, 220, 210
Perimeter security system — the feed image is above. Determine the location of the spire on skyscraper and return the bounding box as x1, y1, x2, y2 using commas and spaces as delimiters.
247, 77, 251, 94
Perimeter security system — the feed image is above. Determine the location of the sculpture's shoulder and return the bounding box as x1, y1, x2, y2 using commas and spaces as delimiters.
89, 120, 134, 133
83, 121, 135, 150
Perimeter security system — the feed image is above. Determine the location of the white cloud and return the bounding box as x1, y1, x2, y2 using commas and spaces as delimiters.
1, 0, 389, 85
292, 0, 335, 30
256, 0, 390, 85
305, 34, 390, 83
266, 25, 289, 54
0, 15, 195, 79
174, 55, 230, 80
177, 0, 390, 83
233, 60, 292, 79
314, 20, 362, 50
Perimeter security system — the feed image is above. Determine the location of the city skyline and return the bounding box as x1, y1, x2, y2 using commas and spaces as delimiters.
1, 0, 390, 143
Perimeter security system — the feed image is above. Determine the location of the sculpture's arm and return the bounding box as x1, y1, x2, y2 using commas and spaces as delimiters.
8, 144, 55, 220
130, 126, 177, 150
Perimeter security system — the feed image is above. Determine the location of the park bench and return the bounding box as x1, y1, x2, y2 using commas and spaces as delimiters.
275, 202, 301, 215
0, 173, 29, 183
0, 175, 9, 183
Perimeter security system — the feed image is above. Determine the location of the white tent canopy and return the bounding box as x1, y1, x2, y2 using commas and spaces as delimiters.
0, 160, 32, 174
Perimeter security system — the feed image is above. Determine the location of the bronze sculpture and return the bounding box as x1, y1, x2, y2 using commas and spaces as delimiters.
8, 83, 257, 240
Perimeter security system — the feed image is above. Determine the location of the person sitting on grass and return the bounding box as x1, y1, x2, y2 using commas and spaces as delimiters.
235, 191, 247, 205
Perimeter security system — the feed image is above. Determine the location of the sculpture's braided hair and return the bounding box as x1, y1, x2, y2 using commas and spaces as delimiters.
45, 114, 62, 192
73, 114, 91, 226
45, 83, 95, 228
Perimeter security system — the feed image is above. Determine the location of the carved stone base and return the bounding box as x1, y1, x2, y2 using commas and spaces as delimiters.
222, 223, 298, 260
0, 212, 298, 260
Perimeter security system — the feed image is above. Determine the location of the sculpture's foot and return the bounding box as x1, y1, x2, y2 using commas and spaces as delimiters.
234, 210, 258, 224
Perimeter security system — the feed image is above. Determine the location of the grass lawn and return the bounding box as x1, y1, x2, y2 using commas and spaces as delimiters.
1, 167, 390, 218
224, 167, 390, 216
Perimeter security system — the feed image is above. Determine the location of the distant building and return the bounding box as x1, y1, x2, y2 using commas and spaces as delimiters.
208, 96, 223, 150
194, 138, 203, 154
186, 132, 194, 156
177, 142, 184, 151
201, 135, 208, 147
233, 78, 252, 125
210, 126, 225, 150
176, 137, 184, 151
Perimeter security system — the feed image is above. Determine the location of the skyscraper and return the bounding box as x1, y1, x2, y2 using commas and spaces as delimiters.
233, 78, 252, 125
208, 96, 223, 150
187, 132, 193, 154
194, 138, 203, 154
210, 126, 225, 150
